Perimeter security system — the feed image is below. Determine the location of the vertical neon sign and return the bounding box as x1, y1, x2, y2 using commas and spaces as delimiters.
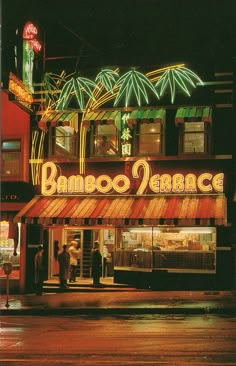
22, 22, 42, 93
121, 113, 132, 156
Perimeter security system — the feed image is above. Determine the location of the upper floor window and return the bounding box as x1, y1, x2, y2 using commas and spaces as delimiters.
50, 126, 77, 157
135, 121, 162, 155
1, 139, 21, 177
181, 122, 209, 153
92, 124, 119, 157
175, 107, 212, 155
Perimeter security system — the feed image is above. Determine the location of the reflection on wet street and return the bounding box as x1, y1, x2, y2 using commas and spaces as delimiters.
1, 314, 236, 365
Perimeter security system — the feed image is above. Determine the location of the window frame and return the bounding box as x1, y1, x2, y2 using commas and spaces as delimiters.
133, 120, 164, 156
1, 137, 25, 180
179, 121, 211, 155
91, 122, 120, 158
49, 126, 78, 158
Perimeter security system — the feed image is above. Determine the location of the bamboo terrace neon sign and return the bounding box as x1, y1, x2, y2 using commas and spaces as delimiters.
41, 160, 224, 196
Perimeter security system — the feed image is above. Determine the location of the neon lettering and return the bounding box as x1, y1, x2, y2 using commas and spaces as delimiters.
41, 162, 224, 196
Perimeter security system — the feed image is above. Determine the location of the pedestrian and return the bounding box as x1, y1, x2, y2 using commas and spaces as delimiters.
34, 245, 44, 295
103, 244, 108, 277
58, 244, 70, 289
68, 240, 81, 282
91, 241, 102, 286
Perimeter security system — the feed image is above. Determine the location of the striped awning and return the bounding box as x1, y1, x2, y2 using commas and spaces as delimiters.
14, 195, 226, 226
38, 111, 78, 132
128, 109, 166, 124
175, 107, 212, 125
82, 109, 165, 127
82, 110, 121, 126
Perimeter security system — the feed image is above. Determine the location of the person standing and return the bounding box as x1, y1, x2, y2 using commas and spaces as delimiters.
58, 244, 70, 289
34, 245, 44, 295
68, 240, 81, 282
103, 245, 108, 277
91, 241, 102, 286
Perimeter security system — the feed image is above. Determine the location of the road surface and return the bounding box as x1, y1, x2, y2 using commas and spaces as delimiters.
1, 314, 236, 365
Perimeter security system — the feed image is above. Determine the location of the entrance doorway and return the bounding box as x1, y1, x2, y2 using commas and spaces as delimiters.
49, 227, 115, 280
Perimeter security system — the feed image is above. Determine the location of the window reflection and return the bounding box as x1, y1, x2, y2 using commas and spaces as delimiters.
136, 122, 161, 155
93, 124, 118, 156
182, 122, 208, 153
115, 227, 216, 272
0, 221, 20, 279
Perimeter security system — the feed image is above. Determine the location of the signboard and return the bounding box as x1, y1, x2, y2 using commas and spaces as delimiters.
22, 22, 42, 93
8, 72, 33, 110
41, 160, 224, 196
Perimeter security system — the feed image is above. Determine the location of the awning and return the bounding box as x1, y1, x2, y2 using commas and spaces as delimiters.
175, 107, 212, 125
38, 111, 78, 132
128, 109, 166, 125
14, 195, 226, 226
82, 109, 165, 127
82, 110, 121, 126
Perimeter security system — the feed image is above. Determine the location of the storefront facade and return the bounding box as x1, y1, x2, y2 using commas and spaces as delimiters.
14, 154, 234, 291
1, 33, 235, 292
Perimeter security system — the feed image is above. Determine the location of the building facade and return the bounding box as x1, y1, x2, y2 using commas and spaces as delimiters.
1, 21, 236, 293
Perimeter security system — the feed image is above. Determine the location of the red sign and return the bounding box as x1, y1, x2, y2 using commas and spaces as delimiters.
23, 22, 38, 40
23, 22, 42, 53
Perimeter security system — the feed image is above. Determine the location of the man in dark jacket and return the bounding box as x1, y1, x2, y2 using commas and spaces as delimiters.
34, 245, 44, 295
91, 241, 102, 286
58, 244, 70, 289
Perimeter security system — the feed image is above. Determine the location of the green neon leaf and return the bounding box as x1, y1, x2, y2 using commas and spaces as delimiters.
180, 67, 204, 85
155, 66, 203, 103
43, 72, 68, 107
56, 79, 73, 109
95, 69, 119, 93
56, 76, 97, 110
74, 77, 97, 109
173, 73, 191, 96
159, 74, 169, 97
169, 70, 175, 104
114, 68, 159, 107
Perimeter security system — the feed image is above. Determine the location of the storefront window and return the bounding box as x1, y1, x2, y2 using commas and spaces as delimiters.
0, 221, 20, 279
1, 139, 21, 177
93, 124, 119, 156
115, 227, 153, 269
115, 227, 216, 272
135, 122, 162, 155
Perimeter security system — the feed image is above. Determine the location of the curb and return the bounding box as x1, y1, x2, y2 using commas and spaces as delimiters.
1, 306, 236, 316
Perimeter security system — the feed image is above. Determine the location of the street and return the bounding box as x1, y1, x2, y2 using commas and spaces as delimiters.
1, 314, 236, 365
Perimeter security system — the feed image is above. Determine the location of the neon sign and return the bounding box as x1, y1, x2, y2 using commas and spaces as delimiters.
22, 22, 42, 94
41, 160, 224, 196
8, 72, 33, 109
23, 22, 38, 40
121, 113, 132, 157
23, 22, 42, 52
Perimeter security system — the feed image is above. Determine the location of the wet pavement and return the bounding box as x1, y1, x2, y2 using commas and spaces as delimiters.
1, 277, 236, 315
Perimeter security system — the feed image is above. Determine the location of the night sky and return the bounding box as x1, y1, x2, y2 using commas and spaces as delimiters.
2, 0, 236, 77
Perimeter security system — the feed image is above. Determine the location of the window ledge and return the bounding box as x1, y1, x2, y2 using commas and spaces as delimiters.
41, 154, 233, 164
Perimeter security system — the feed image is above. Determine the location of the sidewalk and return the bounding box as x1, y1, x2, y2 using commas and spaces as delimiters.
1, 277, 236, 315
